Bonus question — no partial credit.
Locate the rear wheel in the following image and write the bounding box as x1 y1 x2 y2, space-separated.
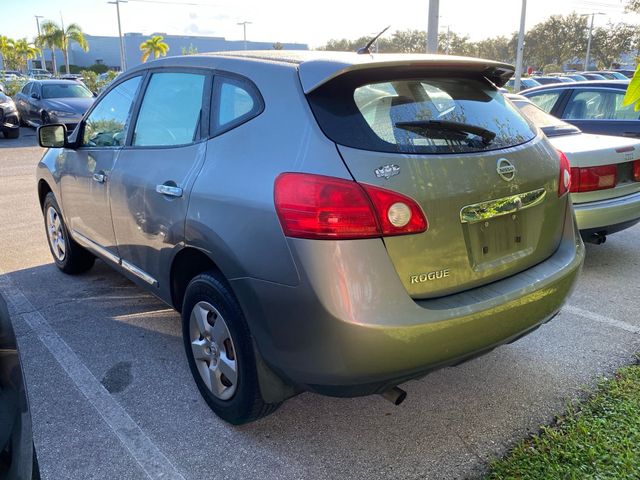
3 128 19 139
43 192 95 274
182 272 280 424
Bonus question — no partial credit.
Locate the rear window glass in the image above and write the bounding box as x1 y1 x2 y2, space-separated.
309 76 536 154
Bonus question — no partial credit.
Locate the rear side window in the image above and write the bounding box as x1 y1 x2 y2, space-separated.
21 83 32 95
562 89 640 121
211 75 263 135
309 75 536 154
527 91 561 113
133 72 206 147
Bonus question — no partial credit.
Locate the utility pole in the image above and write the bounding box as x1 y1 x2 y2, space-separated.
582 12 604 70
513 0 527 92
108 0 128 72
427 0 439 54
237 21 252 50
34 15 44 70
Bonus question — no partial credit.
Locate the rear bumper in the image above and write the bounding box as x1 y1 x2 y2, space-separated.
574 190 640 233
232 205 584 397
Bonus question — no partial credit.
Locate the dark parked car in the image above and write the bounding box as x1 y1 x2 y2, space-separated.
0 91 20 138
563 73 588 82
613 69 635 79
582 71 628 80
579 72 607 81
0 294 39 478
521 80 640 138
14 80 95 132
530 75 565 85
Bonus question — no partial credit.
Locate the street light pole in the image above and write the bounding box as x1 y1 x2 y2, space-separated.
582 13 604 70
513 0 527 93
237 21 252 50
108 0 128 72
34 15 44 70
427 0 439 53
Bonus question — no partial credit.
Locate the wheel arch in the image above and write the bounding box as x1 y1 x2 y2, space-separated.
37 179 53 209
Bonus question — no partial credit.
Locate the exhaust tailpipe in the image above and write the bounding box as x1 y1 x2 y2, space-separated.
380 386 407 406
585 233 606 245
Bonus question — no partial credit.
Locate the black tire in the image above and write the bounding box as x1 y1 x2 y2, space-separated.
3 128 19 139
42 192 95 274
182 271 280 424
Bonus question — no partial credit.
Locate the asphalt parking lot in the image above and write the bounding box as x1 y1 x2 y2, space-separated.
1 128 639 480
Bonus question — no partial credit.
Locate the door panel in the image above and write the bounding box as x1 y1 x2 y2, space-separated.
109 71 209 293
59 76 142 255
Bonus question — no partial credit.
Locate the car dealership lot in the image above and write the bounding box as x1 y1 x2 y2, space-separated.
1 129 639 480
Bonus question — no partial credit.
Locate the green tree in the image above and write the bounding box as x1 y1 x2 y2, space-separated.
590 22 636 69
181 43 198 55
140 35 169 63
524 13 588 68
474 36 513 63
13 39 40 71
0 36 15 70
389 30 426 53
272 42 283 50
37 21 64 74
438 31 474 56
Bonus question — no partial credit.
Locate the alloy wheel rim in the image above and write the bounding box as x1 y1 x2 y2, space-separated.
46 206 66 262
189 301 238 400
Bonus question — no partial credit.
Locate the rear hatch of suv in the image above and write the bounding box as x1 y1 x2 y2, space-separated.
304 59 569 299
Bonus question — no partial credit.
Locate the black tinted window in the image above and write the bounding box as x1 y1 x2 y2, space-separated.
309 75 536 154
21 83 32 95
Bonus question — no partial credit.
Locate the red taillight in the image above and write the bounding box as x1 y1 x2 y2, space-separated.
633 160 640 182
570 165 617 193
274 173 428 239
558 151 571 197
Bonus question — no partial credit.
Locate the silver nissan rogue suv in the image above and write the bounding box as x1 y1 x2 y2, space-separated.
36 51 584 424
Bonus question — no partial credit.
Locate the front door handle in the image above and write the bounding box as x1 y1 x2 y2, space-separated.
92 172 106 183
156 183 183 198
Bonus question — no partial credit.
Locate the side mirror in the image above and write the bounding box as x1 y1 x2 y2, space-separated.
31 92 40 100
38 124 67 148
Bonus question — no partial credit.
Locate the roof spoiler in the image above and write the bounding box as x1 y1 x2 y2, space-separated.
299 55 515 93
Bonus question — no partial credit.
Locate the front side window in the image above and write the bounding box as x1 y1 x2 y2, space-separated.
562 90 640 121
21 83 32 95
527 91 561 113
313 76 536 154
82 76 142 147
212 75 263 135
42 83 93 99
132 72 205 147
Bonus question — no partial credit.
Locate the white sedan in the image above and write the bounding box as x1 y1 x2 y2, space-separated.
510 94 640 244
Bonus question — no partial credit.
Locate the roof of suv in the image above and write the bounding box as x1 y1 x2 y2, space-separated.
521 79 629 94
132 50 516 92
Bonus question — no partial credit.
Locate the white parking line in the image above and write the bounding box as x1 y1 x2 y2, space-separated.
564 304 640 335
0 271 185 480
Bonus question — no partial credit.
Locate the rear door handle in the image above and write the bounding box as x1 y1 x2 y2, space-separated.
156 184 183 198
92 172 106 183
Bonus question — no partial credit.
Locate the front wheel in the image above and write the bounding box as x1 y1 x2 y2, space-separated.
43 192 95 274
182 272 280 424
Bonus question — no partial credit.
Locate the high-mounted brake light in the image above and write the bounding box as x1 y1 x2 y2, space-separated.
274 173 428 240
557 151 571 197
570 165 617 193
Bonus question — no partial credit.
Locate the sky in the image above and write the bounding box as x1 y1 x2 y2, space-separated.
1 0 638 48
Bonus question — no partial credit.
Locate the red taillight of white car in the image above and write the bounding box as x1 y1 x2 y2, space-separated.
570 165 617 193
633 160 640 182
557 151 572 197
274 173 428 239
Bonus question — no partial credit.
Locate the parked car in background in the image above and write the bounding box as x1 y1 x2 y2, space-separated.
0 293 40 479
27 69 52 79
579 72 607 81
505 77 541 91
563 73 588 82
36 51 584 424
612 69 635 78
582 71 628 80
521 80 639 138
14 79 95 132
0 91 20 138
59 74 84 82
510 94 640 243
530 75 565 85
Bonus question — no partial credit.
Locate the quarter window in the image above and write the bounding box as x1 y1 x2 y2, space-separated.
527 91 561 113
562 90 640 120
82 76 142 147
21 83 32 95
212 76 263 135
133 72 205 147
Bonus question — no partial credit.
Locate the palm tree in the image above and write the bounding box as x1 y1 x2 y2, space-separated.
37 21 89 75
0 36 15 71
37 21 63 74
13 39 41 72
140 35 169 63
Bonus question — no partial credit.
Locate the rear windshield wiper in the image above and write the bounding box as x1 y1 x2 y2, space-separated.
394 120 497 146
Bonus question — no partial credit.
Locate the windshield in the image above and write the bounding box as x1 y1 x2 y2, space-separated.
42 83 92 99
513 100 580 136
309 75 536 155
